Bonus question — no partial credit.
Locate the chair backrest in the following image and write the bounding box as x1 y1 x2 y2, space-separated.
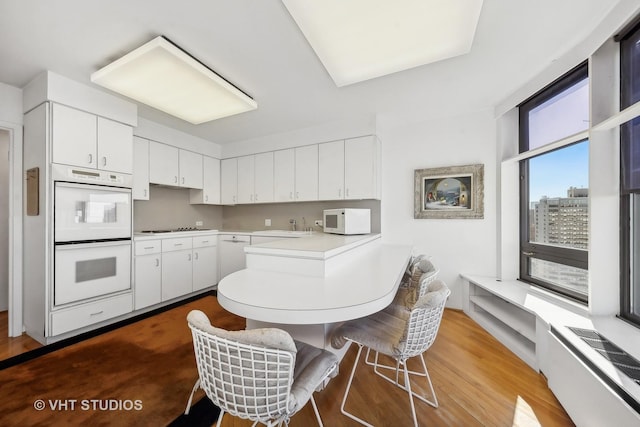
400 280 450 360
187 310 297 424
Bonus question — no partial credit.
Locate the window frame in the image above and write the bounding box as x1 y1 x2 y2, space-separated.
619 18 640 327
518 61 590 303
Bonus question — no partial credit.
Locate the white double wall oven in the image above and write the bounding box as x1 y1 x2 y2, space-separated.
52 165 132 307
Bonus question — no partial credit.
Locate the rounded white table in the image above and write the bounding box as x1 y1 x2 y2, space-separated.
217 239 412 356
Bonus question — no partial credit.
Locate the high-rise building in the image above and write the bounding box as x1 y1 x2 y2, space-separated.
531 187 589 249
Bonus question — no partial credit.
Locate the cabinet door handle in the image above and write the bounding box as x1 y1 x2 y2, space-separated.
255 194 258 201
174 176 178 183
182 177 185 184
174 243 183 247
290 191 293 200
144 246 155 250
296 191 299 199
188 254 192 261
195 252 199 260
155 258 160 267
90 310 104 317
205 195 208 202
102 157 107 166
201 240 209 244
88 154 93 164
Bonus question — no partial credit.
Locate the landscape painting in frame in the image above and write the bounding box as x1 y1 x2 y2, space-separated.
414 164 484 219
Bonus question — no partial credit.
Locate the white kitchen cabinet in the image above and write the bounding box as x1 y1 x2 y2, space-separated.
133 136 150 200
179 149 203 189
237 155 255 204
51 103 133 173
221 158 238 204
51 103 97 168
219 234 251 279
318 140 345 200
294 145 318 201
237 152 274 204
134 240 162 310
254 152 274 203
193 235 218 291
149 141 203 189
274 149 295 202
161 237 193 301
97 116 133 173
149 141 179 186
190 155 221 204
345 135 380 199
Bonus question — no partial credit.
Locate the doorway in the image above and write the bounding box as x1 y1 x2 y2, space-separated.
0 129 8 314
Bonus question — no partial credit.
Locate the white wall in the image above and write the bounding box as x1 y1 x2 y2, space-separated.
378 109 497 309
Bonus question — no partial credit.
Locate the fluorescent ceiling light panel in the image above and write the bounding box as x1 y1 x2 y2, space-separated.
91 36 257 124
282 0 483 87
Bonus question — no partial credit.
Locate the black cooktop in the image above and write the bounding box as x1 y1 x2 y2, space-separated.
139 227 211 234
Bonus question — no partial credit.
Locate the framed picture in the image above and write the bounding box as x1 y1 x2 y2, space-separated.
414 164 484 219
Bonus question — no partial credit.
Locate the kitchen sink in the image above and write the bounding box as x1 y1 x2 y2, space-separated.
255 230 311 235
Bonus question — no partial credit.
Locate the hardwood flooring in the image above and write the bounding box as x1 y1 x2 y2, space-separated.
0 311 42 361
0 296 574 426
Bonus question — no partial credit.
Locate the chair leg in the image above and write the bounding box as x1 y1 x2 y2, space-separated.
184 378 201 415
309 395 324 427
402 361 419 427
216 410 225 427
340 343 374 427
368 353 439 409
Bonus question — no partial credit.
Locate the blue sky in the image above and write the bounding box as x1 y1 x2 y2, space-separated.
529 140 589 202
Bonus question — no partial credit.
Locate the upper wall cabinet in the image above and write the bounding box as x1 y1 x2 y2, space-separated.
274 149 295 202
318 140 345 200
237 152 275 204
345 135 380 200
133 136 150 200
317 136 381 201
294 145 318 201
221 158 238 204
51 103 133 174
149 141 203 189
190 156 221 205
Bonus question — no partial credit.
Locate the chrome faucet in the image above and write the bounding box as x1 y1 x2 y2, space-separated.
289 218 296 231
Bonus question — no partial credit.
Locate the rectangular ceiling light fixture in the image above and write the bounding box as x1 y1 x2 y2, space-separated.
91 36 257 124
282 0 483 87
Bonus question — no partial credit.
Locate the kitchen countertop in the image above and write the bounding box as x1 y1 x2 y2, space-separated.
246 233 380 260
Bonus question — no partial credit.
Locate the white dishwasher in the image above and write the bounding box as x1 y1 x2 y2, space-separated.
219 234 251 280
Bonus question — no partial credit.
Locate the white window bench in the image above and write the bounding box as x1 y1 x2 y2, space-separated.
461 273 640 426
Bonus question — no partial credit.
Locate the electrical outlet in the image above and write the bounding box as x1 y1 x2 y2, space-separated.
195 220 203 226
265 219 271 226
314 220 323 227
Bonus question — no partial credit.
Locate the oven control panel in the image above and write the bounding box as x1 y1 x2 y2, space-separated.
51 163 132 188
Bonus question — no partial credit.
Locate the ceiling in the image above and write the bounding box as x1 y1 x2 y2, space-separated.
0 0 627 145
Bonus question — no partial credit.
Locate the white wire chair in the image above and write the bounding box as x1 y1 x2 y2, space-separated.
186 310 339 427
331 280 450 427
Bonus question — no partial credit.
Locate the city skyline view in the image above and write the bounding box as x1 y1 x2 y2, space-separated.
529 139 589 203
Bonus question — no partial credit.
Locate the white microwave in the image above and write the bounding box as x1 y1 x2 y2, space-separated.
323 208 371 235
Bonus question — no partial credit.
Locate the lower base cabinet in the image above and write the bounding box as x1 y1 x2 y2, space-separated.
162 249 193 301
134 233 218 308
134 254 161 310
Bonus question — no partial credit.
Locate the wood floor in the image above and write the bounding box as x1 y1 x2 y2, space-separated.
0 311 42 361
0 296 574 426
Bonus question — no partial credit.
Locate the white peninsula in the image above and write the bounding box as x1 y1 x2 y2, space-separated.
217 233 412 356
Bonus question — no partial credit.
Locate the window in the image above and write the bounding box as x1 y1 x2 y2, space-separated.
620 19 640 326
519 63 589 303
